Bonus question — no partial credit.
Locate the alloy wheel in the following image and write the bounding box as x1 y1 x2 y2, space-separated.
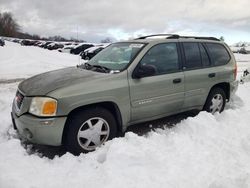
209 94 223 114
77 117 110 151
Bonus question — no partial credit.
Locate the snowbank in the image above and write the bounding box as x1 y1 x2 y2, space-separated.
234 53 250 75
0 83 250 188
0 42 250 188
0 41 79 80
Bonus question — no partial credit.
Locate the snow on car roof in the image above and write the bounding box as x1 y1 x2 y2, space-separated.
98 43 111 47
83 46 104 53
74 42 95 49
47 42 55 47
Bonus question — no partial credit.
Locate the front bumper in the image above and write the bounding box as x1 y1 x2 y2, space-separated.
11 112 67 146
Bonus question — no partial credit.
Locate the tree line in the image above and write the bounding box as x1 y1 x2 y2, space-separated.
0 12 20 37
0 11 114 43
0 11 85 42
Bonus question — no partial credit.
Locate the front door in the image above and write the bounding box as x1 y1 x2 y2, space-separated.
128 43 185 122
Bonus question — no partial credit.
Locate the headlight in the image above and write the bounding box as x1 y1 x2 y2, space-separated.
29 97 57 117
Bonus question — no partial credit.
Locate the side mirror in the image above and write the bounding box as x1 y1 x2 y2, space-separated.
133 64 157 79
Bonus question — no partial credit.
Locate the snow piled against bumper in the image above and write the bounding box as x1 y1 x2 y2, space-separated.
0 83 250 188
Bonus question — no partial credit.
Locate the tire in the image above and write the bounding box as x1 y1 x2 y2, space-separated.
64 107 117 155
203 87 226 114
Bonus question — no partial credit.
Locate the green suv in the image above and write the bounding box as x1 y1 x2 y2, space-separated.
11 34 238 154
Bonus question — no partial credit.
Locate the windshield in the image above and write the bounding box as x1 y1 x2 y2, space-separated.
85 42 145 72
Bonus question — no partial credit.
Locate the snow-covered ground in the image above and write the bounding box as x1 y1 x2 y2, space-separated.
235 53 250 75
0 41 250 188
0 41 79 80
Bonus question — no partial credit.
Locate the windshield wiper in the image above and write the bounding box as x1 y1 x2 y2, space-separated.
76 62 93 70
92 65 111 73
77 63 111 73
84 62 92 70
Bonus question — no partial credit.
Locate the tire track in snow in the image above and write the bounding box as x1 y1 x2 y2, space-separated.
0 78 25 84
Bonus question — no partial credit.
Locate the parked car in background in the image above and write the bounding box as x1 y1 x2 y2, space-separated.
43 42 53 49
21 39 36 46
80 46 105 60
62 42 74 46
11 34 238 155
33 41 42 46
70 43 94 55
239 47 250 54
230 46 240 53
47 42 64 50
37 41 45 47
13 39 21 43
230 45 250 54
58 44 77 53
0 38 5 46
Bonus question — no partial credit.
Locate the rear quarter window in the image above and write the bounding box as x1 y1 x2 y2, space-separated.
206 43 230 66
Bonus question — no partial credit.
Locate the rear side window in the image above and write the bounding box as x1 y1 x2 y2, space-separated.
183 43 202 69
206 43 230 66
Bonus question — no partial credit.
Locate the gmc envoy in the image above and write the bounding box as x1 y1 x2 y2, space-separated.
11 34 238 154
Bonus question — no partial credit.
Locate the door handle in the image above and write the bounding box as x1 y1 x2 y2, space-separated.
173 78 182 84
208 73 216 78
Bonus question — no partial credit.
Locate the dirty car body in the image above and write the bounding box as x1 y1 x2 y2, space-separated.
11 34 238 154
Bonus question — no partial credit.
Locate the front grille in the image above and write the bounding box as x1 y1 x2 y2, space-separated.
15 90 24 110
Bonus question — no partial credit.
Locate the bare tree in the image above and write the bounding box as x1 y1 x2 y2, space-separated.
0 12 20 37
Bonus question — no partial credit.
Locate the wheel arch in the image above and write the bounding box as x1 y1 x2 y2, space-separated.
203 82 229 112
61 101 123 145
209 82 230 101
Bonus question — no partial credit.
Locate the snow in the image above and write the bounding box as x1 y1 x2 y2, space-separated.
73 42 96 49
234 53 250 75
0 42 250 188
59 45 76 53
84 46 103 53
230 46 241 53
0 41 79 80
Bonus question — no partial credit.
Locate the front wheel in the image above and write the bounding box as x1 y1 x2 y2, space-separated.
64 107 117 155
203 87 226 114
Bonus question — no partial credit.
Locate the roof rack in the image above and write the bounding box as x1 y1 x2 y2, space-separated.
177 36 220 41
135 34 179 40
134 34 220 41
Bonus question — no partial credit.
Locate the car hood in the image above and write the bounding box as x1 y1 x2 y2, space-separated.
18 67 107 96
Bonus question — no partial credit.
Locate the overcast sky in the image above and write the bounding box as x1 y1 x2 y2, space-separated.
0 0 250 44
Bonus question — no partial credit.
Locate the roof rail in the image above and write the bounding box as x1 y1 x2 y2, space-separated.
134 34 220 41
177 36 220 41
134 34 180 40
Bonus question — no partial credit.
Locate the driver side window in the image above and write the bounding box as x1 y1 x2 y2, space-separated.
140 43 179 75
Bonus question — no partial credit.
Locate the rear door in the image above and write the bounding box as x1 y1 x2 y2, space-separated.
205 43 232 82
128 43 185 122
182 42 216 109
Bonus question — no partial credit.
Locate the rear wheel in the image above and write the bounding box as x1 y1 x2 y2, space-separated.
203 87 226 114
65 107 117 155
